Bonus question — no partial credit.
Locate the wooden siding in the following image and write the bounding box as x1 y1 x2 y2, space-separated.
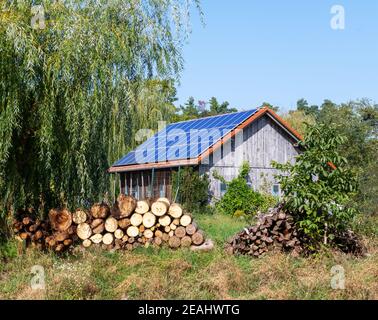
200 114 300 199
120 168 174 201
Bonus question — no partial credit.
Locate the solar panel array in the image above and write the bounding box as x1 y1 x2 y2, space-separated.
112 109 257 167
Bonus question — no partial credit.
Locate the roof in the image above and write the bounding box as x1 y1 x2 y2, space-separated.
108 107 303 173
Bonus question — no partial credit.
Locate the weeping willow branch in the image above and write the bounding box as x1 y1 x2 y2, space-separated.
0 0 199 218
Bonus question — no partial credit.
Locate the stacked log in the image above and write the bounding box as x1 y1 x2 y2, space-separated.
74 196 206 250
13 209 77 252
13 216 49 250
12 196 206 252
226 208 303 257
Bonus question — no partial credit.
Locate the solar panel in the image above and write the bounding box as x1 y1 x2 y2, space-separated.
112 109 257 167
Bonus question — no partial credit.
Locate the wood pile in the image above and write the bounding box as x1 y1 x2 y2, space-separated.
12 196 206 253
76 196 205 250
226 208 303 257
13 209 79 252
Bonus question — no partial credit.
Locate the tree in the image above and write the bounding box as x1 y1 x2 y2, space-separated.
260 102 279 112
282 110 316 136
296 98 319 117
178 97 201 120
209 97 237 115
177 96 238 121
0 0 200 220
317 99 378 215
273 124 358 247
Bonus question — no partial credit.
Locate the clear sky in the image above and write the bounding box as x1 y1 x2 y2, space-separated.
176 0 378 112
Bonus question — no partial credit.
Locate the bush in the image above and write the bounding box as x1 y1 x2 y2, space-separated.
273 123 358 247
172 167 210 214
214 162 273 216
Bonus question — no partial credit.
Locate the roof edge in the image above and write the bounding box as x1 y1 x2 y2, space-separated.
108 106 303 173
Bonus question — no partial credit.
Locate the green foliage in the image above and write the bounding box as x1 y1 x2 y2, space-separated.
273 123 359 245
282 110 316 136
0 240 18 263
296 98 319 117
214 162 269 216
176 96 237 121
0 0 199 219
317 99 378 215
172 167 210 213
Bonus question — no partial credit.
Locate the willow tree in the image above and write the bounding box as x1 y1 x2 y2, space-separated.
0 0 200 220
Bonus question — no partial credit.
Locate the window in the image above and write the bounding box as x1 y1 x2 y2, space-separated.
159 183 165 197
231 135 235 152
220 182 227 197
272 184 280 197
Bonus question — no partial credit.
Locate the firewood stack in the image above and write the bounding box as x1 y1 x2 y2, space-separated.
13 216 51 250
75 196 205 251
226 207 303 257
13 196 206 253
13 209 78 252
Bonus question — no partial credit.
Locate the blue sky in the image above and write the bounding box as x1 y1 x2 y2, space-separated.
176 0 378 112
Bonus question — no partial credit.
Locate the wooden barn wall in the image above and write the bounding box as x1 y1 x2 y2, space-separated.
199 114 300 199
120 168 174 201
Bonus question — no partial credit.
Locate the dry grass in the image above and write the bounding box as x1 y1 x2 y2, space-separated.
0 214 377 300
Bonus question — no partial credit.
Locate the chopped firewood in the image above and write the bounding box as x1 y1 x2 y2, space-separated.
168 235 181 248
175 226 186 238
76 223 92 240
72 209 87 224
49 208 72 231
118 218 131 229
130 213 143 227
90 233 103 244
156 197 170 207
82 239 92 248
180 236 192 247
143 229 154 239
192 231 204 245
142 212 156 228
180 214 192 227
151 201 168 216
126 226 139 238
158 215 171 227
105 217 118 233
185 223 197 235
91 219 105 234
114 229 124 239
117 194 137 217
168 203 183 218
135 200 150 214
91 203 110 219
102 233 114 245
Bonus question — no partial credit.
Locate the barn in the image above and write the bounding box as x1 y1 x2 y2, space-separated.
108 107 302 201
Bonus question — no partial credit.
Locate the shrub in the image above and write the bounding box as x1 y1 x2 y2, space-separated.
172 167 210 213
214 162 270 216
273 123 358 247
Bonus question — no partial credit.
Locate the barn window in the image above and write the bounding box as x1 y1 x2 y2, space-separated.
220 182 227 196
272 184 280 196
231 135 235 152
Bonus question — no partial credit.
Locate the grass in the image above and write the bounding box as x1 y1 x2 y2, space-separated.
0 213 377 300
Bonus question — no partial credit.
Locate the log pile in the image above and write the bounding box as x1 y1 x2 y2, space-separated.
75 196 205 250
13 210 77 252
226 208 303 257
12 196 206 253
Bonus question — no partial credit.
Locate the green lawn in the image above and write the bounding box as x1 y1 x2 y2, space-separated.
0 214 377 300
